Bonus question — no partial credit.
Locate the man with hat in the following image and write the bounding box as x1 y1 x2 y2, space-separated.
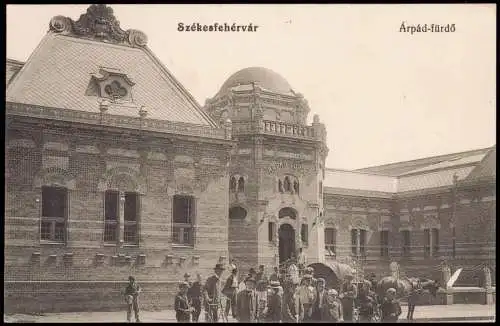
323 289 343 322
380 288 402 322
236 276 258 322
339 274 357 322
175 281 193 322
124 276 141 323
223 265 239 319
203 263 225 322
295 273 316 322
265 280 283 322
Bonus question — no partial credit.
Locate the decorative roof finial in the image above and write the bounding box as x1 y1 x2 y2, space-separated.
49 4 148 48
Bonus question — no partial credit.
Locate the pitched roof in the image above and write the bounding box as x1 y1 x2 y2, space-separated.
324 169 398 194
354 147 493 176
6 5 216 127
462 146 496 183
324 146 495 196
5 58 24 86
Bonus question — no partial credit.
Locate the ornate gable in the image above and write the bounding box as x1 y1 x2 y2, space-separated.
49 4 148 48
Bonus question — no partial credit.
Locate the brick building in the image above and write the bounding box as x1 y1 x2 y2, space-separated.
5 4 495 313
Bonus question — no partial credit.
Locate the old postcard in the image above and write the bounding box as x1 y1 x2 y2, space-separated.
5 4 495 323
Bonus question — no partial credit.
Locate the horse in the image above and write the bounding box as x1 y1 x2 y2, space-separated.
376 276 441 320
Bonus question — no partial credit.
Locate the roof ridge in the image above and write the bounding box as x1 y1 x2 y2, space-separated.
354 146 494 172
141 47 218 128
6 34 53 97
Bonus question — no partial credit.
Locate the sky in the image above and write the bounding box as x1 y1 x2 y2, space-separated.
6 4 496 170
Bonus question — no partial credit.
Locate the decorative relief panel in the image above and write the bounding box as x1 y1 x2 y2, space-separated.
107 148 140 158
174 155 195 164
7 139 36 149
43 141 69 152
265 160 314 176
106 161 140 172
421 214 440 229
148 151 167 161
76 145 100 154
42 156 69 170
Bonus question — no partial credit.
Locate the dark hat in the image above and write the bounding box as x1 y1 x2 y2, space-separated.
259 264 265 268
128 276 135 281
214 263 225 271
245 277 256 284
184 273 191 278
317 278 326 284
249 268 256 274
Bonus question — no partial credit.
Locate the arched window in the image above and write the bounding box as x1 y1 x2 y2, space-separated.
237 177 245 192
278 179 284 193
229 206 247 220
284 176 291 192
229 176 237 192
293 180 299 194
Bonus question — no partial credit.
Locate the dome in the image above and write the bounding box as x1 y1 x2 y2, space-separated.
219 67 294 95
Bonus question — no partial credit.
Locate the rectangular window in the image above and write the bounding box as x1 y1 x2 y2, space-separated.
41 186 68 243
124 192 139 245
104 190 119 243
325 227 337 256
173 195 196 246
424 229 431 258
301 224 308 245
432 228 439 257
380 230 389 257
268 222 276 242
401 230 411 257
360 229 367 257
351 229 358 255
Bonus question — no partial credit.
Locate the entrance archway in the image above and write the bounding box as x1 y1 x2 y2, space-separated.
279 223 296 264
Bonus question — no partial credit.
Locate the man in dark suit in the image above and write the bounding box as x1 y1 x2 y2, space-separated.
265 280 283 322
203 263 225 322
236 277 258 322
223 266 239 319
312 278 327 321
175 281 192 322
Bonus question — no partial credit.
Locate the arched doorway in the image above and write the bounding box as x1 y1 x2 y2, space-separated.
279 223 296 264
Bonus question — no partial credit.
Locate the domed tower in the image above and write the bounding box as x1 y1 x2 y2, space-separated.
205 67 329 271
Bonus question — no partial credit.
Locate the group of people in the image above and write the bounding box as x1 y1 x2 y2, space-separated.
123 260 402 323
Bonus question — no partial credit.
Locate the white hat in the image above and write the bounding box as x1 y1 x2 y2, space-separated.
328 289 338 296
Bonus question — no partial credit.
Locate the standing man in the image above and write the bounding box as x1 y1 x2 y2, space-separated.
296 273 317 322
223 266 239 319
124 276 141 323
339 274 357 322
269 266 280 283
282 280 298 322
265 281 283 322
236 277 258 323
203 263 225 322
189 273 203 322
312 278 327 321
175 281 192 322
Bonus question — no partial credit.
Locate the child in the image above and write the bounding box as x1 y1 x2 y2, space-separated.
380 288 402 322
175 281 192 322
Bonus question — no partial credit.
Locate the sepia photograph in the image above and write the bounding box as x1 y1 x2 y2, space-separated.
5 3 496 323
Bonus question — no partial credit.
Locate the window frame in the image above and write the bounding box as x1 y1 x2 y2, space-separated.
40 186 68 244
380 230 390 257
123 192 140 245
104 190 120 243
324 227 337 256
401 229 411 257
300 223 309 246
172 195 196 246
